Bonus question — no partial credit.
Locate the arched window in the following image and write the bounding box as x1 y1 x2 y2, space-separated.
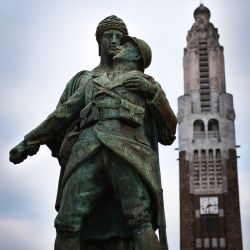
193 120 205 139
194 120 205 132
208 119 220 139
208 119 219 131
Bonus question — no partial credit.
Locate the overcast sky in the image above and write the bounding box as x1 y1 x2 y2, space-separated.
1 0 249 249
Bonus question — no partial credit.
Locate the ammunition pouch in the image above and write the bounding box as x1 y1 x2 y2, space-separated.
80 99 145 128
118 98 145 126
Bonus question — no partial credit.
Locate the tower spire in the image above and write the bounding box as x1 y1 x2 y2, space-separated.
178 4 243 250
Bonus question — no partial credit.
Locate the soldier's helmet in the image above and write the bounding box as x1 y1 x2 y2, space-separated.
120 36 152 72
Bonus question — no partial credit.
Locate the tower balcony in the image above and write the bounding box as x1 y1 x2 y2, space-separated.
193 131 221 141
193 131 206 140
208 131 221 140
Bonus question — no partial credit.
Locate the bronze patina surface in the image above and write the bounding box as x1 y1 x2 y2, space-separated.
9 16 177 250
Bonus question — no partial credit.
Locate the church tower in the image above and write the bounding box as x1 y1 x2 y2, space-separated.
178 5 243 249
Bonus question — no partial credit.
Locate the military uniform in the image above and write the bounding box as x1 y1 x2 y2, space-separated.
24 69 177 241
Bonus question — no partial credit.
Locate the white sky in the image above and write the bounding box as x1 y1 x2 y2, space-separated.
0 0 249 249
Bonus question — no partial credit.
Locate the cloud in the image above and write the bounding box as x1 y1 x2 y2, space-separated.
0 217 53 250
0 145 59 250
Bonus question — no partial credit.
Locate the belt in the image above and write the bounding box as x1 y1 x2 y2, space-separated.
79 107 120 129
80 99 145 129
98 108 120 120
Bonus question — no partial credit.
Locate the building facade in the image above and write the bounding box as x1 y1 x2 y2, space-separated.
178 5 242 250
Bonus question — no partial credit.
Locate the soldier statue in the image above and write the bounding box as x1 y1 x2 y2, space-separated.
9 15 177 250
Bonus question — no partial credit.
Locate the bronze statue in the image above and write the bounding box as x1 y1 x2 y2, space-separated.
9 16 177 250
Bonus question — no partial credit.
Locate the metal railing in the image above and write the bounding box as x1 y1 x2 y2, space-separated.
193 132 205 139
208 131 220 139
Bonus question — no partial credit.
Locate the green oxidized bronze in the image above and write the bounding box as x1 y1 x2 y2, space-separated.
9 15 177 250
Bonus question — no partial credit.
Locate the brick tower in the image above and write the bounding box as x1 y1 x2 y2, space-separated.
178 4 243 249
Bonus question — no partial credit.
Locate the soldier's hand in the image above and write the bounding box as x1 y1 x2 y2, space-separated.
158 128 176 145
123 76 157 98
26 144 40 156
9 141 40 164
9 141 28 164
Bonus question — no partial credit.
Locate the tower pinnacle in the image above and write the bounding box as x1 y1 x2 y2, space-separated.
194 4 211 21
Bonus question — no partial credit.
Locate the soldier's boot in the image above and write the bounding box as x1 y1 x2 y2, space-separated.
133 227 161 250
54 230 81 250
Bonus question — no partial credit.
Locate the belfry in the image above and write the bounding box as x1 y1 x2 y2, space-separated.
178 4 243 249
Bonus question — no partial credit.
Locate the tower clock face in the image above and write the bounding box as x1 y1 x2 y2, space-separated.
200 197 219 215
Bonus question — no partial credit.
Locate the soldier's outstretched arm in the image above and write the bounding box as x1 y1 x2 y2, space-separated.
9 141 40 164
9 81 87 165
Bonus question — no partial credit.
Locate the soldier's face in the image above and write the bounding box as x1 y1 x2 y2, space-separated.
99 29 123 57
114 41 140 63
